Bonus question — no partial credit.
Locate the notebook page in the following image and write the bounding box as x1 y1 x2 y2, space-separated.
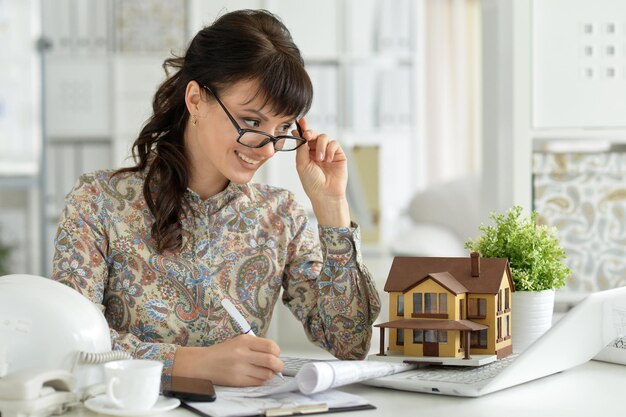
594 336 626 365
186 388 370 417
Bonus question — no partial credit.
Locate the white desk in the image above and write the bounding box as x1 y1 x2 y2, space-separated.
64 360 623 417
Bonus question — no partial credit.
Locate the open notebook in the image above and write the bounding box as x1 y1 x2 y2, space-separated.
180 361 413 417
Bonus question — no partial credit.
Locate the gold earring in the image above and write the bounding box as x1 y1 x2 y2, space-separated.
192 115 197 127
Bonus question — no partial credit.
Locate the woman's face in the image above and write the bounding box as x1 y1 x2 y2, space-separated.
185 79 297 194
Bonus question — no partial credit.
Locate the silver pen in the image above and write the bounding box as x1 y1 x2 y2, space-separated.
221 298 284 379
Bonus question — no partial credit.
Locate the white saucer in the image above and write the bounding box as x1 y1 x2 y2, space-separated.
84 395 180 416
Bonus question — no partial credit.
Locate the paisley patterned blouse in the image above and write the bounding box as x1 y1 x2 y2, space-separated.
51 170 380 381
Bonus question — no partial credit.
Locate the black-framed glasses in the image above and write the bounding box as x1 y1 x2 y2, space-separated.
200 84 306 152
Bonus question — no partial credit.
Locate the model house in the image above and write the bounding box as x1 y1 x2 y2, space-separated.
375 253 514 360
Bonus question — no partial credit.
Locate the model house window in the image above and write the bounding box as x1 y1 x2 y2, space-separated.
424 293 437 313
468 298 487 318
505 288 510 310
497 290 503 312
460 299 465 319
414 292 448 316
497 317 502 340
396 329 404 345
414 330 447 344
397 295 404 316
413 293 423 314
506 315 510 337
438 293 447 313
470 329 488 348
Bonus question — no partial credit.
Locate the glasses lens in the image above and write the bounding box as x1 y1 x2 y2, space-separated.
274 137 302 151
239 131 272 148
239 132 303 151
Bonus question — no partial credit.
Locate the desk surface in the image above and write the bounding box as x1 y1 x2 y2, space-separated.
66 360 623 417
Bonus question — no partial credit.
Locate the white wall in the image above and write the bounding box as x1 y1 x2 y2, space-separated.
481 0 533 215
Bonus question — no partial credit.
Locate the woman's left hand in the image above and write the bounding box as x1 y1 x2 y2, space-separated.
294 118 351 227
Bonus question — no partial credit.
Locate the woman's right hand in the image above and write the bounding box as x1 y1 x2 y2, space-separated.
172 335 284 387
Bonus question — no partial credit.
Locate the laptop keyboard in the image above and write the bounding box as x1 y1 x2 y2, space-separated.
401 355 517 384
282 355 517 385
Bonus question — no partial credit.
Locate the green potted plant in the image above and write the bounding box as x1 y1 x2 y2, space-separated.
465 205 570 352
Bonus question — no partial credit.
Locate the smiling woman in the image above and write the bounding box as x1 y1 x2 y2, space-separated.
50 9 380 388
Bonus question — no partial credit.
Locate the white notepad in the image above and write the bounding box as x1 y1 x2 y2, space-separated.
183 387 371 417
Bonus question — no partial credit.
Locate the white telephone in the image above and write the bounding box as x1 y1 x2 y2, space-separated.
0 275 130 417
0 368 77 417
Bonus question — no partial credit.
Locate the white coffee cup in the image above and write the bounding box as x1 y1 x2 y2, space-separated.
104 359 163 411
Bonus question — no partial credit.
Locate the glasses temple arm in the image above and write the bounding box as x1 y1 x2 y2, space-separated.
295 120 305 139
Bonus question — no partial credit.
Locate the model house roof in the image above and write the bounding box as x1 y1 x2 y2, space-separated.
376 319 488 331
405 272 470 294
384 255 514 295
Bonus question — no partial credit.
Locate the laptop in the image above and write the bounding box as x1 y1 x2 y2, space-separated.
359 286 626 397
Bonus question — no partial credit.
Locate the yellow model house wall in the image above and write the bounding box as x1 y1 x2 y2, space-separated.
387 271 513 358
389 278 467 357
465 292 493 354
495 272 513 354
466 272 512 355
388 291 403 353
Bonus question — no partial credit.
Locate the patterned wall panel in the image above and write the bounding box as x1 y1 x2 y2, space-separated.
115 0 187 53
533 152 626 293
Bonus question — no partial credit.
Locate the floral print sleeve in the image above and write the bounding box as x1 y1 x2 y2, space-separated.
51 173 176 381
281 199 381 360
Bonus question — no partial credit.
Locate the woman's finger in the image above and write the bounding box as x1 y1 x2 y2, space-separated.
297 117 308 133
314 134 330 161
324 140 342 162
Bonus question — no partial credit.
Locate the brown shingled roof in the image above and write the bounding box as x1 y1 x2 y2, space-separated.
384 256 513 295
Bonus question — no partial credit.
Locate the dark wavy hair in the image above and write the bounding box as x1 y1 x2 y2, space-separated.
115 9 313 254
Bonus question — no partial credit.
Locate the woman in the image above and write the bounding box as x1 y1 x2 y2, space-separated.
51 9 380 387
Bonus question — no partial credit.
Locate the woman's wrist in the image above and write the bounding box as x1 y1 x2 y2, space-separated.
172 346 206 379
311 197 351 227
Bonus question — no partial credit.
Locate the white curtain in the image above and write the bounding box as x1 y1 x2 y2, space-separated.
420 0 481 188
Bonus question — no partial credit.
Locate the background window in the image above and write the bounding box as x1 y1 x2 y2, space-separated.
438 330 448 344
413 330 423 343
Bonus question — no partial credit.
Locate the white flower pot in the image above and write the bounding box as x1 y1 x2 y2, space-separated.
511 289 555 353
